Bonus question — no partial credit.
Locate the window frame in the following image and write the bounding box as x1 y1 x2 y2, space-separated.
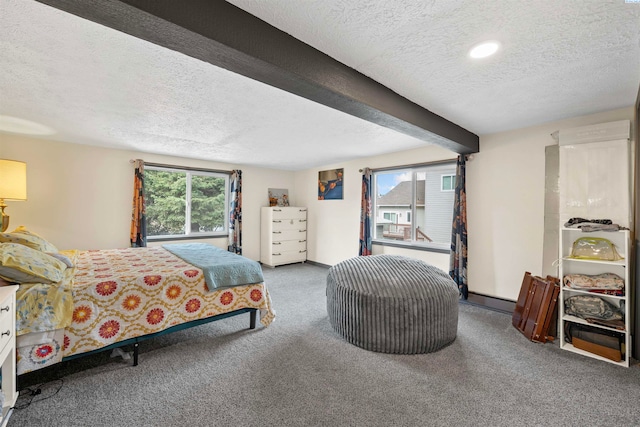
145 165 230 241
372 161 456 253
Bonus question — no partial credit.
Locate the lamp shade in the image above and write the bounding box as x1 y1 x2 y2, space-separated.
0 159 27 200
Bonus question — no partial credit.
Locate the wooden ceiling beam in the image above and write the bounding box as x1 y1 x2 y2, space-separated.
37 0 479 154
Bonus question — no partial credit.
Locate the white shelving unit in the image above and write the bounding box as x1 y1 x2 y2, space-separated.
559 228 631 367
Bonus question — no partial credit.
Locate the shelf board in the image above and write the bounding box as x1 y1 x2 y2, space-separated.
561 257 626 266
561 287 625 300
561 342 628 367
561 227 628 233
562 315 626 333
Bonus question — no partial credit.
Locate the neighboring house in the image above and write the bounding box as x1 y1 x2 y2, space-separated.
376 180 424 240
376 165 455 244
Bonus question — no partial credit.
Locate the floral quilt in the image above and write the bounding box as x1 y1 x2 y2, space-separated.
17 246 275 374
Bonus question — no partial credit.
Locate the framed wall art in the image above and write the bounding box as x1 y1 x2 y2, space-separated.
268 188 289 206
318 168 343 200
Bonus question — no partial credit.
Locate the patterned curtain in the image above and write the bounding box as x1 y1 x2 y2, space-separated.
359 168 372 256
130 159 147 247
449 155 468 299
228 170 242 255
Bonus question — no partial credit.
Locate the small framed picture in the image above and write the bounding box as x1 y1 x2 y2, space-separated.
318 168 343 200
268 188 289 206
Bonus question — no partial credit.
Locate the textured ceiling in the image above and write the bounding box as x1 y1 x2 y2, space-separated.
228 0 640 135
1 0 639 170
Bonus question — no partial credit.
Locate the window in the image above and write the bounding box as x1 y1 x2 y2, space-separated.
373 162 456 251
145 166 229 239
441 174 456 191
383 212 397 223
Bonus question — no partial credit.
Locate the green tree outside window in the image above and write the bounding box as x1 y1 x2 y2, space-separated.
145 168 228 237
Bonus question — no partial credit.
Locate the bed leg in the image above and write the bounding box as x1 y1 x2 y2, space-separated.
133 342 139 366
249 309 257 329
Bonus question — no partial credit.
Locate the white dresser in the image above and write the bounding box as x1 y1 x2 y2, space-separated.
0 285 18 427
261 207 307 267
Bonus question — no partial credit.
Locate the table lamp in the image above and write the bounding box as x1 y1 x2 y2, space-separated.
0 159 27 232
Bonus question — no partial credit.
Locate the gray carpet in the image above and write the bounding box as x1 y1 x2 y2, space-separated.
10 263 640 427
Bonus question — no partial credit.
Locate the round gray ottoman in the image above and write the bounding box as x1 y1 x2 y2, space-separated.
327 255 459 354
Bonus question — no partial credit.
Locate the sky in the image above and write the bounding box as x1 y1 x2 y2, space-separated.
375 171 411 195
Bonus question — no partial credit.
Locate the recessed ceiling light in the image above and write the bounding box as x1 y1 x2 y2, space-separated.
0 115 55 135
469 41 501 59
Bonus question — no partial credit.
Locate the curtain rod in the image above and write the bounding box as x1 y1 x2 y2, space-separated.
130 159 232 175
359 158 457 173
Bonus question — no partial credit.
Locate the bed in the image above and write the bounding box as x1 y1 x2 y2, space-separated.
0 234 275 375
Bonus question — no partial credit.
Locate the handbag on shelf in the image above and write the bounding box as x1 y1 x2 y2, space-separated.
562 273 624 290
569 237 623 261
564 294 623 321
564 321 624 362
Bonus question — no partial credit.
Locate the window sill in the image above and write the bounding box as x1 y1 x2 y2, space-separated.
372 240 450 254
148 234 227 242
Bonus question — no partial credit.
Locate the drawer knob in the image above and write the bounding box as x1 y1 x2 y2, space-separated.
299 240 306 243
273 231 282 234
273 253 281 256
299 219 307 222
0 306 9 312
1 330 9 337
272 242 281 245
299 250 307 253
273 220 282 223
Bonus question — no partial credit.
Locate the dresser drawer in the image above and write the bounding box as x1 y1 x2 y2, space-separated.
272 229 306 242
272 208 307 220
271 240 306 253
0 298 13 352
271 250 307 265
0 284 18 422
272 218 307 232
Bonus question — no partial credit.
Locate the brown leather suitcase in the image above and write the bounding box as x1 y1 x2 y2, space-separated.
512 272 533 331
512 272 560 343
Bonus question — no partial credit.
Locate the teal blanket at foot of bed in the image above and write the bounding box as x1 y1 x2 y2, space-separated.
163 243 264 291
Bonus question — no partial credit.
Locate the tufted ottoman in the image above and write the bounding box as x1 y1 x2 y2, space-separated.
327 255 459 354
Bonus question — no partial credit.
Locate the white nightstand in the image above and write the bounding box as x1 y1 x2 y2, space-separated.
0 285 18 427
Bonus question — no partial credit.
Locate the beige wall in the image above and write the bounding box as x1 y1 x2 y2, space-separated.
293 107 634 301
292 144 457 271
467 107 634 301
0 134 295 261
2 106 634 301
